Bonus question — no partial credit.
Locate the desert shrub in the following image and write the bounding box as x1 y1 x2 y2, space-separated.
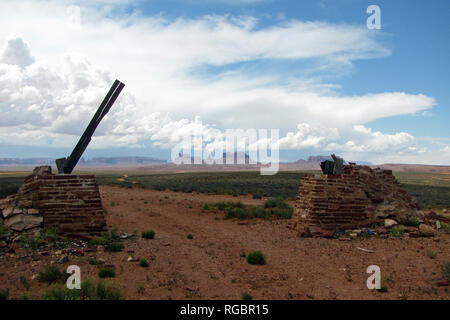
441 222 450 233
390 226 405 238
263 197 294 219
212 201 244 210
98 268 115 278
205 199 292 221
270 207 294 219
252 194 262 199
43 279 122 300
377 286 388 293
91 229 120 245
442 262 450 281
426 248 438 259
225 206 267 220
142 230 155 239
21 228 69 250
242 292 253 300
96 281 122 300
405 216 421 227
91 229 123 252
187 234 194 239
43 284 80 300
41 228 59 242
88 256 105 266
80 279 97 299
39 266 67 284
19 233 46 250
105 242 124 252
264 196 289 209
0 290 8 300
246 251 266 265
139 259 149 267
240 252 246 258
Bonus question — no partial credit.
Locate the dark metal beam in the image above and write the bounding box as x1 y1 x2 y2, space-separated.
56 80 125 174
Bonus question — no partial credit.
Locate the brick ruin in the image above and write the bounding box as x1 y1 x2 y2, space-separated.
292 164 420 237
0 166 107 237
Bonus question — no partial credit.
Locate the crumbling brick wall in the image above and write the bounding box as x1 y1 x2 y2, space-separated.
292 164 419 235
1 167 107 237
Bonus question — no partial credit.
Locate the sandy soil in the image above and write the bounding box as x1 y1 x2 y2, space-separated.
0 185 449 300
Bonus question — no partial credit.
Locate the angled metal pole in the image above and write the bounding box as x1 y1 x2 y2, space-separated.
56 80 125 174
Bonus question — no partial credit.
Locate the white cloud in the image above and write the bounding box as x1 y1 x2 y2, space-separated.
326 125 416 153
278 123 339 149
0 37 35 68
0 0 443 164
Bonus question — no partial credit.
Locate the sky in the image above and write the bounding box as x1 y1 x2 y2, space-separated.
0 0 449 164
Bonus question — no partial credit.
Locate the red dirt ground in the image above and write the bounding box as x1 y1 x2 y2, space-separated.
1 185 449 300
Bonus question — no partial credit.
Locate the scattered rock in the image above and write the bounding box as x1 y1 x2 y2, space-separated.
2 206 14 219
418 224 436 237
400 226 418 233
384 219 398 228
4 214 43 231
309 226 334 238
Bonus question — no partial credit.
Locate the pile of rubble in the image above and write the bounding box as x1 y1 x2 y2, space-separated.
292 163 446 238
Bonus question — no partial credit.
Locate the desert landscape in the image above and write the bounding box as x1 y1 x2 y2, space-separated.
0 164 449 300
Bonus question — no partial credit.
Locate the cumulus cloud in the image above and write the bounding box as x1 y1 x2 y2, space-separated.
325 125 415 153
278 123 339 149
0 37 35 68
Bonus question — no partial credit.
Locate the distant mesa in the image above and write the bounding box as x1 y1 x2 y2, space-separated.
81 157 167 165
174 152 254 165
0 156 167 166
